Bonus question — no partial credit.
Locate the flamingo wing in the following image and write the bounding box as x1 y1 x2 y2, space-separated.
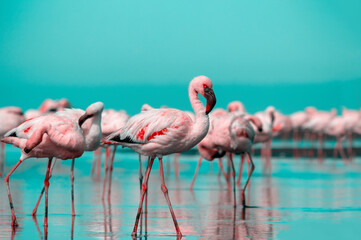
108 108 191 144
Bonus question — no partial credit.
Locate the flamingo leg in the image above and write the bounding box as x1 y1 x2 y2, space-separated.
241 152 255 207
293 129 298 158
4 159 23 226
107 145 117 201
237 154 245 186
347 133 353 161
132 157 154 237
138 154 144 235
96 147 102 179
218 158 231 191
0 142 5 177
190 156 202 190
228 153 237 208
91 149 97 176
175 153 180 177
158 158 182 236
70 158 75 216
102 147 110 200
317 134 323 162
145 157 150 235
44 157 53 227
336 139 348 164
32 158 57 216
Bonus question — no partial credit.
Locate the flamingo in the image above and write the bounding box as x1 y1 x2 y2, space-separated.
24 98 72 120
227 100 246 113
141 104 196 178
198 113 261 207
303 108 337 160
254 107 276 174
190 111 228 191
98 109 129 200
105 75 216 237
342 107 361 160
31 102 104 216
1 109 87 227
290 110 310 157
324 116 348 163
38 98 72 114
0 107 25 177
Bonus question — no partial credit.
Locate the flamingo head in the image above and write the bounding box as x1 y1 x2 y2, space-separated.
0 106 23 116
191 76 216 115
79 102 104 126
227 101 246 113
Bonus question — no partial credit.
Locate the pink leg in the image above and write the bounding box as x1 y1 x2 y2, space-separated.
32 158 57 216
336 139 348 164
96 148 102 179
241 152 255 207
190 156 202 190
4 159 23 226
0 142 5 177
293 130 299 158
132 157 155 237
158 158 182 236
266 140 272 175
70 158 75 216
309 133 315 158
145 157 150 235
91 147 101 176
71 215 75 240
107 146 117 201
347 133 353 161
237 154 245 186
138 154 144 235
102 147 110 200
317 134 323 162
227 153 237 208
174 153 180 177
44 157 53 226
218 158 231 191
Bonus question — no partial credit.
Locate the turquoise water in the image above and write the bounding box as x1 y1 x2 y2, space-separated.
1 146 361 239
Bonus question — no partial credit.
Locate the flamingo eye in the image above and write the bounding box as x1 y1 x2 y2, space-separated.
203 84 208 88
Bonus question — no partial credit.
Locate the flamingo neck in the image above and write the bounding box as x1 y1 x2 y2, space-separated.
188 86 209 145
82 114 102 151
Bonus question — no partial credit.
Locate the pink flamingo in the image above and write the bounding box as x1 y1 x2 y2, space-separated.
254 107 276 174
141 104 195 178
31 102 104 216
190 112 228 191
342 107 361 160
1 109 88 227
99 109 129 200
0 107 24 177
38 98 72 114
191 113 261 207
227 101 246 113
303 108 337 161
24 98 72 120
290 110 311 157
105 75 216 237
324 116 348 163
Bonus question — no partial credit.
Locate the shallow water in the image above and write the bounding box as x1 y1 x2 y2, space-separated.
1 147 361 239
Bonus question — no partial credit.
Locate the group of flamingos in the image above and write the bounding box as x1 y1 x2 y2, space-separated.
0 76 358 238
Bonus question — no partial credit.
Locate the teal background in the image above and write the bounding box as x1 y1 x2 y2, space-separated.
1 0 361 114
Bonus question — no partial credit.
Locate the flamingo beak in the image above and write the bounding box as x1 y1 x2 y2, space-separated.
78 113 93 127
204 87 216 115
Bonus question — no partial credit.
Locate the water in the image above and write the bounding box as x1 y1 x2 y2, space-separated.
1 147 361 239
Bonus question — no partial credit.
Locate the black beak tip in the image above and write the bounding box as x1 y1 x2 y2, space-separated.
24 147 31 154
258 127 263 132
